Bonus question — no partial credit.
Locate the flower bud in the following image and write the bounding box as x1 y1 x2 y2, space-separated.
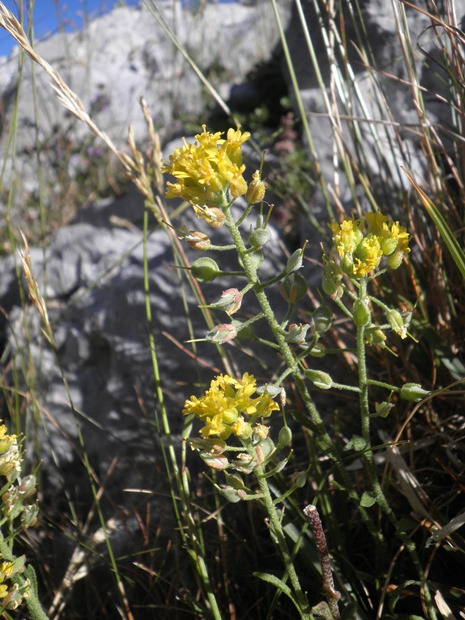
210 288 243 316
245 170 266 204
191 257 221 282
386 249 404 270
206 323 237 344
279 274 308 304
186 231 210 251
380 236 398 256
322 257 343 299
352 299 371 327
304 369 333 389
400 383 430 402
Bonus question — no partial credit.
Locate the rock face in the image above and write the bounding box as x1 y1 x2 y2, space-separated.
1 185 287 495
283 0 464 213
0 0 292 194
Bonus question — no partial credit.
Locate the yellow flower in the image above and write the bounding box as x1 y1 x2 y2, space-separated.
329 213 410 278
245 170 266 204
183 373 277 440
163 126 250 215
0 425 21 480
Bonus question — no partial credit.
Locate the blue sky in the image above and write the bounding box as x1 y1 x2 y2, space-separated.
0 0 141 56
0 0 237 56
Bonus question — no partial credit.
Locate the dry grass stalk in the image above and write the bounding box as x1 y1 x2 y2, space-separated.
0 2 150 198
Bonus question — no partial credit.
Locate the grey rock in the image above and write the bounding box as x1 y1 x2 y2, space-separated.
0 0 292 195
1 191 287 494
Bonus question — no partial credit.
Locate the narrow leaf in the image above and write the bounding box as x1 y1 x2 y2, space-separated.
403 168 465 280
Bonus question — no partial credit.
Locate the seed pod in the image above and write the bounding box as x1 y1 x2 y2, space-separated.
279 274 308 304
249 227 271 249
400 383 430 402
278 426 293 447
285 248 304 274
191 257 221 283
312 305 332 335
352 299 371 327
304 369 333 389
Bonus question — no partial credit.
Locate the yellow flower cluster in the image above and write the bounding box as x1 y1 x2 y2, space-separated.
183 373 279 440
163 126 250 209
0 558 29 610
0 424 21 481
329 213 410 278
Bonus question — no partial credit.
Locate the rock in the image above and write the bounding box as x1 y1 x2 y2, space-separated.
1 190 287 494
282 0 464 216
0 0 292 195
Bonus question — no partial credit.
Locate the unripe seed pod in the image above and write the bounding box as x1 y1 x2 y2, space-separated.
249 227 271 249
278 426 293 447
304 369 333 389
285 248 304 274
313 305 332 335
239 251 264 271
387 309 407 339
352 299 371 327
309 343 327 357
294 471 307 488
279 274 308 304
400 383 430 402
186 231 210 251
374 401 394 418
191 257 221 283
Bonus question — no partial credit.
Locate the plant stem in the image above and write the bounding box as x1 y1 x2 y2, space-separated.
223 208 383 558
355 279 437 620
253 455 313 619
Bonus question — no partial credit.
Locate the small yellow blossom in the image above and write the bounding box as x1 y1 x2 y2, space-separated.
245 170 266 204
183 373 279 440
163 126 250 217
329 213 410 278
0 425 21 481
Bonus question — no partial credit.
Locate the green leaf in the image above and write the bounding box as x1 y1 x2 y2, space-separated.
403 169 465 280
360 491 376 508
253 572 301 612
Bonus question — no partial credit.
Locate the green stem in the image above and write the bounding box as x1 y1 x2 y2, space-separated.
253 455 313 619
223 208 381 545
355 280 437 620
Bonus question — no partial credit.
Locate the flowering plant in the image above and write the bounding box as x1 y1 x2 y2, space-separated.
163 126 433 619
